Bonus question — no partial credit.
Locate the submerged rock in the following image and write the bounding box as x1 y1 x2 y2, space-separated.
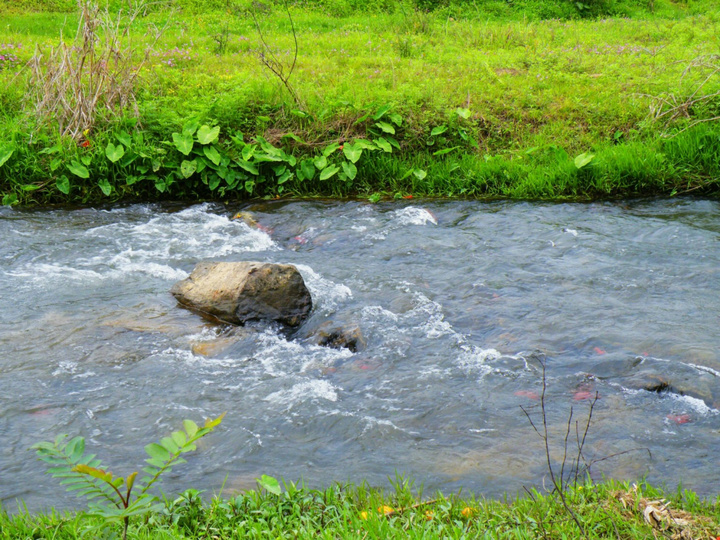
171 261 312 327
624 369 716 408
295 318 367 352
311 321 366 353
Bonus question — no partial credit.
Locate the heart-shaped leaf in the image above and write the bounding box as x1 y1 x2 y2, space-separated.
197 125 220 145
372 104 392 121
314 155 328 170
105 142 125 163
258 475 282 496
180 159 197 178
574 152 595 169
56 175 70 194
322 143 340 157
203 145 221 166
385 136 401 150
115 131 132 147
277 170 292 184
172 133 194 156
236 159 258 175
154 177 168 193
98 178 112 196
353 139 377 150
242 144 255 161
375 121 395 134
67 160 89 178
300 159 315 180
208 175 221 191
430 126 447 137
182 119 199 136
374 138 392 153
343 143 362 163
319 164 340 180
341 161 357 180
2 194 17 206
388 113 403 126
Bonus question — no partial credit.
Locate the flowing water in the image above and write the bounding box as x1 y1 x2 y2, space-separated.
1 198 719 511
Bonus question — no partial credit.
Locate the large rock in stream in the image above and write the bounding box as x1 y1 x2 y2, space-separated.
171 262 312 326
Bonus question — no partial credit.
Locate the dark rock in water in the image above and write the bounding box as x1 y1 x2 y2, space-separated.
625 372 673 394
296 319 366 352
171 261 312 327
624 368 715 408
312 321 366 352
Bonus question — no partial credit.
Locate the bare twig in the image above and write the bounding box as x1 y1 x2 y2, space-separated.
251 0 302 107
572 391 598 485
559 404 574 489
522 359 588 538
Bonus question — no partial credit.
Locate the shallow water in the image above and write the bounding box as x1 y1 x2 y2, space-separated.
1 198 719 511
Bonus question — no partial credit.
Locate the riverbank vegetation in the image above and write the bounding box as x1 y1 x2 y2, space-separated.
3 477 720 539
0 0 718 205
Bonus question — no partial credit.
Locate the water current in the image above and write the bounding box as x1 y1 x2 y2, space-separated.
1 198 719 511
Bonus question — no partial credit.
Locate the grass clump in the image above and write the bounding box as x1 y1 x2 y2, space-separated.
2 478 720 539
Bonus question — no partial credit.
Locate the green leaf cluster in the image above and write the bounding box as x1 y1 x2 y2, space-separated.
32 414 224 539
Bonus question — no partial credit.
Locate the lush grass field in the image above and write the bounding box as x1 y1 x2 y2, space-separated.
3 478 720 539
0 0 718 203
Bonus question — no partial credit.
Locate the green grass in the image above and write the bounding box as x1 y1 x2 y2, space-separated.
0 0 719 204
3 478 720 539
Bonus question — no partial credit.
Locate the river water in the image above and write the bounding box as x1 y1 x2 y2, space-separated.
1 198 719 511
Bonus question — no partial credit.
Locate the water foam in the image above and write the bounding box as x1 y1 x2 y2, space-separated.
264 379 339 407
410 292 454 338
85 204 277 261
666 393 719 416
394 207 438 226
106 253 189 281
8 264 105 282
456 346 503 376
294 264 352 313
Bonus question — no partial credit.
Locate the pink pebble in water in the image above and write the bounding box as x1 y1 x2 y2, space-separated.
29 408 55 416
667 414 691 424
514 390 540 400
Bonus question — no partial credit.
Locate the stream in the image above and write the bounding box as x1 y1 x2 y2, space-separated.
1 198 719 511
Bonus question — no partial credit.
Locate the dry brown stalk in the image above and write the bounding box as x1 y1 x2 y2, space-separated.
26 0 173 140
643 54 720 137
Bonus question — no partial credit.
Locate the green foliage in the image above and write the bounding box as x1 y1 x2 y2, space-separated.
32 414 224 540
4 478 720 539
1 0 719 204
3 0 76 12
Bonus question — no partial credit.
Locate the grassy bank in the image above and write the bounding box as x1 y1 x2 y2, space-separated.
3 478 720 539
0 0 719 205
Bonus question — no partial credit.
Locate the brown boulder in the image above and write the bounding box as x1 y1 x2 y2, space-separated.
171 262 312 326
